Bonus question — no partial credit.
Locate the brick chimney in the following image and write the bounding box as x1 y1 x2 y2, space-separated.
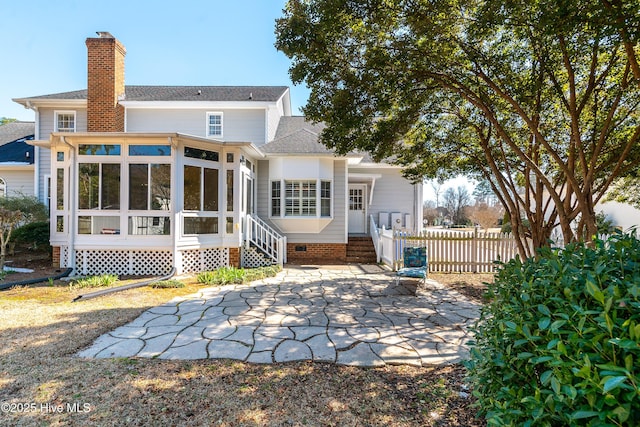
86 32 126 132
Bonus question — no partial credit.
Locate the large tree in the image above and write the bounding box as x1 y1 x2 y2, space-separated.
276 0 640 258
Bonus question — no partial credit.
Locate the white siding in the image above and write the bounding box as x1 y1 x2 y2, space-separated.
0 169 35 197
37 108 87 203
266 98 286 143
350 167 415 229
39 108 87 139
126 109 266 144
257 159 347 244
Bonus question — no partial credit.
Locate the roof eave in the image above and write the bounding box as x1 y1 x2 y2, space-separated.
12 98 87 109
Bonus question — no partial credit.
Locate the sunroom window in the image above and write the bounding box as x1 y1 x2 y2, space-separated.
78 163 120 210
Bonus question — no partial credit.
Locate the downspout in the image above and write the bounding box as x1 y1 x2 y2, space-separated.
61 136 76 273
169 136 180 274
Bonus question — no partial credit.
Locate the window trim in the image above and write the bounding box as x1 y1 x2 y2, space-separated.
206 112 224 138
54 110 76 133
270 179 333 219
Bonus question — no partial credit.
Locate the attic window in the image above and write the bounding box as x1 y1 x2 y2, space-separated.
206 112 223 138
55 111 76 132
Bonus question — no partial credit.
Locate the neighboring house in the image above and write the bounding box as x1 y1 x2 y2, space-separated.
13 32 422 276
0 121 35 198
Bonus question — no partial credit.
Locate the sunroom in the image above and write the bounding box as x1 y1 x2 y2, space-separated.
39 132 261 276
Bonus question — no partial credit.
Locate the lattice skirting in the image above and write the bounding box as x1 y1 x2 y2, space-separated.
62 247 233 276
242 247 274 268
180 248 229 273
73 250 173 276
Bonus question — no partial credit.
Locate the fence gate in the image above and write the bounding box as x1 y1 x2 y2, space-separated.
392 228 520 273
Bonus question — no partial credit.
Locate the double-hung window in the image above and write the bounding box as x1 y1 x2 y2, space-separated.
55 111 76 132
206 112 223 138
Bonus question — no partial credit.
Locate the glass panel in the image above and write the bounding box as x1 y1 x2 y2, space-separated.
284 180 316 216
78 216 120 235
56 152 64 162
101 164 120 210
56 216 64 233
183 165 201 210
129 164 148 210
246 178 253 214
78 163 99 209
151 164 171 210
78 144 121 155
128 216 170 235
226 170 234 212
57 114 75 132
208 114 222 136
183 217 218 234
203 168 219 211
56 168 64 210
271 181 281 216
321 181 331 217
185 146 219 162
129 145 171 156
226 153 234 163
226 217 234 234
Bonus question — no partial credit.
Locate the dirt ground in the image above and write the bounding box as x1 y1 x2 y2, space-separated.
0 251 490 426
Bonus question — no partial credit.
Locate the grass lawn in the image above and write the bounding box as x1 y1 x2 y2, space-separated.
0 272 490 426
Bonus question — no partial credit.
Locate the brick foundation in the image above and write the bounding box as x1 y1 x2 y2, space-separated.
229 247 240 267
286 243 347 264
52 246 60 267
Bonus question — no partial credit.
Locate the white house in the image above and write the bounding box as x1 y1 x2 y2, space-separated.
12 32 422 276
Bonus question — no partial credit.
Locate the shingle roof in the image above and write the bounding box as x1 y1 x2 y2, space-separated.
262 116 335 155
0 121 35 146
18 86 289 102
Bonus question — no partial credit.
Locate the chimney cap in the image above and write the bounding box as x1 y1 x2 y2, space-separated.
96 31 115 38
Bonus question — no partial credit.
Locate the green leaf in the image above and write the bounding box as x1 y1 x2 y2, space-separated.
540 370 553 385
538 317 551 330
602 376 627 393
571 410 600 420
537 304 551 316
550 320 567 333
585 279 605 305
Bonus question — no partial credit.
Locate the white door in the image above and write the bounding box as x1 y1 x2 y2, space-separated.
348 184 367 233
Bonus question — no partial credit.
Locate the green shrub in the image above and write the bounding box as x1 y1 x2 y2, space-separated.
70 274 119 289
197 265 282 286
12 221 51 251
466 233 640 426
150 279 185 289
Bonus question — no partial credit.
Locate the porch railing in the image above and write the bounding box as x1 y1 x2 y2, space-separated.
369 215 382 263
246 214 286 266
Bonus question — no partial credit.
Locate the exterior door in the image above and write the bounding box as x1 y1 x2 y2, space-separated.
348 184 367 234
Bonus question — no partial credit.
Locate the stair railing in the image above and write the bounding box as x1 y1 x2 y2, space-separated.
369 215 382 263
245 214 286 266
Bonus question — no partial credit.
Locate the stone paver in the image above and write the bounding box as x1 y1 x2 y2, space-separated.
76 265 480 367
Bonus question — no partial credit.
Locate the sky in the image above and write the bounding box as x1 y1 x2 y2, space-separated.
1 0 308 121
1 0 472 200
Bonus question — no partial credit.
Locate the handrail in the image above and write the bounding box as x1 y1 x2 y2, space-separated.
369 215 381 263
246 214 286 266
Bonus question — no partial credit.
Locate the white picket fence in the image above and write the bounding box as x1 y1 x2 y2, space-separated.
375 226 520 273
